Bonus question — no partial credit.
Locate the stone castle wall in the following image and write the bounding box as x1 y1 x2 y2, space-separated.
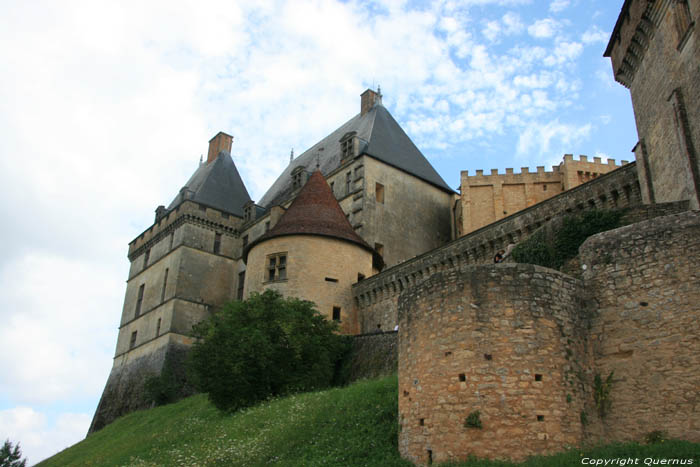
459 155 628 236
580 210 700 443
394 210 699 464
354 162 643 334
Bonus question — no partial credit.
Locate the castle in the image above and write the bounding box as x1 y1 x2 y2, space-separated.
90 0 699 464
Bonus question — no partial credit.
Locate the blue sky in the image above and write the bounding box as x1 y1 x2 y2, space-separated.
0 0 635 463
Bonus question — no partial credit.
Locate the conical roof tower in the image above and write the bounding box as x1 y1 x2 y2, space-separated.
244 170 375 259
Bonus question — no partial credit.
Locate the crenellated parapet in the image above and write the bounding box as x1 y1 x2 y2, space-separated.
355 162 643 333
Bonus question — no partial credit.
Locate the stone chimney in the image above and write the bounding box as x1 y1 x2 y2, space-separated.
207 132 233 164
361 88 382 115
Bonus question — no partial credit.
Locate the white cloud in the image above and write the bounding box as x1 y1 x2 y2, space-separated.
544 41 583 65
517 120 592 156
528 18 561 38
549 0 570 13
582 25 610 44
0 407 91 464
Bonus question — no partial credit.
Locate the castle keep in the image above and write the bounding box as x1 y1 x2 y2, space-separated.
91 1 699 463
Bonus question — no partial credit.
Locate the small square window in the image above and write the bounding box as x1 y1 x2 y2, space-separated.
535 374 542 382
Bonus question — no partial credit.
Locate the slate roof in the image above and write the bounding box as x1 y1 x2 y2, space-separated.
244 170 375 261
257 103 452 209
167 152 251 218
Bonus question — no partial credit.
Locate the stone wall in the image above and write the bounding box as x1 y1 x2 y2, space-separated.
398 264 592 464
607 0 700 209
354 162 642 334
459 155 627 236
580 210 700 443
89 334 193 434
394 210 700 463
347 331 398 382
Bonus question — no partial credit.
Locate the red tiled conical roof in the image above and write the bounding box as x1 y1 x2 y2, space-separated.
244 170 375 260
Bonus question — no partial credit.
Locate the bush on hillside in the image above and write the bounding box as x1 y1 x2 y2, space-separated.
512 209 624 269
188 290 350 412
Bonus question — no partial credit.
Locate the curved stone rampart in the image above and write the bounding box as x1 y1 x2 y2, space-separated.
580 210 700 443
398 264 592 464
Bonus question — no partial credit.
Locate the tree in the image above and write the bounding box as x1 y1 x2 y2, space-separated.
189 290 349 412
0 439 27 467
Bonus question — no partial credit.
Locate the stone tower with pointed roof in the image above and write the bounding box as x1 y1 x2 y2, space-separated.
244 170 378 334
89 133 252 433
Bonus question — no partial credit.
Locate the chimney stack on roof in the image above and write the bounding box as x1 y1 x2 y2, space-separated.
361 88 382 115
207 132 233 164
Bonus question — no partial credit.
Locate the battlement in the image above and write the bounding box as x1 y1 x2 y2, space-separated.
462 154 629 178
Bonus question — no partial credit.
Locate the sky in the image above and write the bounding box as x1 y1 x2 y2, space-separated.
0 0 637 463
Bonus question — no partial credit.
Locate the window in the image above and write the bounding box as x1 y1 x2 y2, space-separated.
330 181 335 194
213 233 222 254
135 284 145 318
265 221 270 232
346 172 352 195
357 273 365 282
169 231 174 250
292 167 305 190
161 269 169 303
341 138 353 159
376 183 385 204
130 331 137 349
332 306 341 321
242 235 248 249
542 184 547 191
267 253 287 281
237 271 246 300
156 318 161 337
143 249 150 269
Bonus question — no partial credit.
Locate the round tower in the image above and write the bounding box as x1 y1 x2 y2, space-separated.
243 170 376 334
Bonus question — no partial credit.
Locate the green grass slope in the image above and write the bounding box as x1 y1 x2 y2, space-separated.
40 376 699 466
40 376 408 467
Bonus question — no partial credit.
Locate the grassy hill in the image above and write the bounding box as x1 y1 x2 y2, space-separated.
40 376 699 466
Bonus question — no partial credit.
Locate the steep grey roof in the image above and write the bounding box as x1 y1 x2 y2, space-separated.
258 104 452 208
167 152 251 217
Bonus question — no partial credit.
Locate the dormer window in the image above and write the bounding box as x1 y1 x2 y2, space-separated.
339 131 356 161
243 201 256 222
291 166 305 190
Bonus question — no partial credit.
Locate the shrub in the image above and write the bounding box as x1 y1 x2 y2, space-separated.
189 290 348 412
464 411 483 429
512 210 625 269
594 371 615 418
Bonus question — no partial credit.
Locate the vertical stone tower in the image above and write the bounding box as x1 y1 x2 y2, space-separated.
243 170 377 334
89 133 251 433
605 0 699 209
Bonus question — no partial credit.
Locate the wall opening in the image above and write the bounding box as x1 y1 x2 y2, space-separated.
325 277 339 283
129 331 137 349
535 374 542 382
484 353 492 361
213 232 222 254
537 415 545 422
419 418 424 426
376 182 385 204
332 306 341 321
161 268 169 303
237 271 245 300
459 373 466 382
135 284 145 318
143 249 150 269
156 318 161 337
